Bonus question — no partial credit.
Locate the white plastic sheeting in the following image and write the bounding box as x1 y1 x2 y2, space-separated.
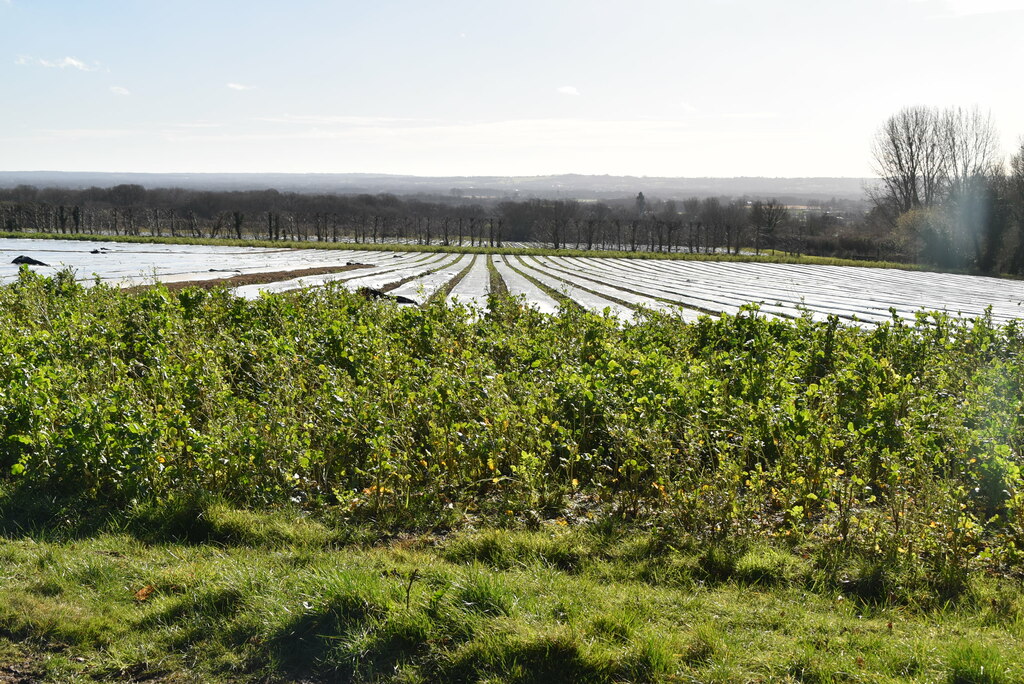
5 239 1024 325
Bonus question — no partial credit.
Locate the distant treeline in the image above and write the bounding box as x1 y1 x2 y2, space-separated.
0 183 892 260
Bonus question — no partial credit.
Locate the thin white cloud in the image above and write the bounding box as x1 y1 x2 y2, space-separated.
46 57 94 71
110 86 130 96
16 55 98 71
46 57 88 70
558 86 581 96
227 82 255 91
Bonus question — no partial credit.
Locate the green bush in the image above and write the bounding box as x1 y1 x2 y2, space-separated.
2 270 1024 589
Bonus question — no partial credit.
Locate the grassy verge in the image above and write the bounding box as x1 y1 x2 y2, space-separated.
0 230 919 270
2 500 1023 683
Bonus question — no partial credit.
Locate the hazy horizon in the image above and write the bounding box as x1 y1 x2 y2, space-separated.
0 171 877 203
2 0 1022 178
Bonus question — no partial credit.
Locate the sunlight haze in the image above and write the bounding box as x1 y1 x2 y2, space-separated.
2 0 1022 177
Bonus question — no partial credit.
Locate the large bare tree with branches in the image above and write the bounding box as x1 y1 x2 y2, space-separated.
872 106 1007 270
941 106 1001 200
872 106 947 213
872 105 1000 215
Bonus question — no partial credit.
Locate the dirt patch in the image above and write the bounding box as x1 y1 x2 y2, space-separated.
123 263 373 293
0 660 42 684
0 642 44 684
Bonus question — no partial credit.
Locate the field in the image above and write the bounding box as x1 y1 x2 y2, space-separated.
4 237 1024 325
1 242 1024 681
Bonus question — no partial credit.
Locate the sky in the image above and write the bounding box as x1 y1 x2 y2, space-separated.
1 0 1022 178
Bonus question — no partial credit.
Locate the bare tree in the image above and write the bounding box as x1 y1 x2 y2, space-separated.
681 198 701 253
872 106 999 218
1012 138 1024 191
699 198 725 253
941 106 1001 200
872 106 947 214
749 199 788 255
723 200 749 254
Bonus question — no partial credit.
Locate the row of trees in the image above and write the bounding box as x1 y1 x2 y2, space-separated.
496 196 792 254
0 184 864 258
872 106 1024 272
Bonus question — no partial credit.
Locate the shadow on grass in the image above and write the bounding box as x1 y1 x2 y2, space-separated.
0 487 357 550
0 487 117 540
263 589 432 682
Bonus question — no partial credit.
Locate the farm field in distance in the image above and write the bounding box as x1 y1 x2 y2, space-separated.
4 237 1024 325
1 236 1024 682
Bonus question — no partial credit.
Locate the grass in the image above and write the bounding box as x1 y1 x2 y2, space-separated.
486 254 508 296
1 506 1022 682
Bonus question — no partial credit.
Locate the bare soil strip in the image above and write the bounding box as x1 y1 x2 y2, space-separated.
122 263 373 292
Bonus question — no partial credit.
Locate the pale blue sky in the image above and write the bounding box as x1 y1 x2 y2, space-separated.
2 0 1022 177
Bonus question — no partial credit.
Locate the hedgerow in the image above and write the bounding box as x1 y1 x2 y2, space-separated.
2 267 1023 591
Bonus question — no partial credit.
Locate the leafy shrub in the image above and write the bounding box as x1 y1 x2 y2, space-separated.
1 271 1024 587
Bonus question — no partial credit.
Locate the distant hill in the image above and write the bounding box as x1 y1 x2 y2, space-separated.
0 171 875 202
